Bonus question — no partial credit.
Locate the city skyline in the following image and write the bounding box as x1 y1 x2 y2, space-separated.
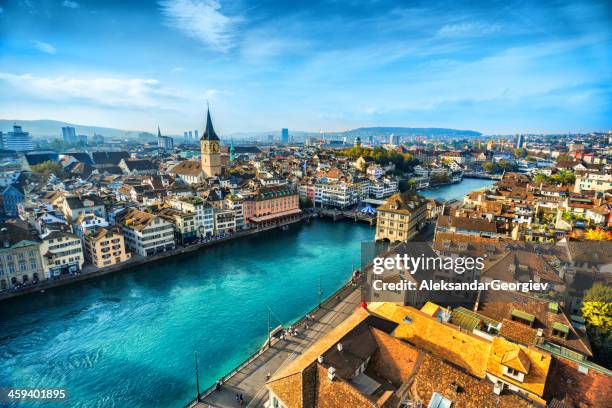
0 0 611 135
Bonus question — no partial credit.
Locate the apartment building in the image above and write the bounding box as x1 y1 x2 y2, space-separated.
60 194 107 222
0 221 44 290
39 231 84 277
115 208 175 257
375 192 427 242
243 185 300 226
157 207 197 244
167 195 214 238
574 170 612 193
83 227 131 268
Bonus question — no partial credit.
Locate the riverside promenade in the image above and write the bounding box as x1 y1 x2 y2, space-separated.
188 286 362 408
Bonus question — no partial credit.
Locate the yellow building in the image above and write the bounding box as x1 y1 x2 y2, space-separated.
375 192 427 242
83 227 130 268
200 108 222 177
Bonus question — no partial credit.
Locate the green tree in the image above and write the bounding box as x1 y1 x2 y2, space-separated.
533 173 548 183
582 283 612 366
482 161 496 173
30 160 66 178
513 148 527 158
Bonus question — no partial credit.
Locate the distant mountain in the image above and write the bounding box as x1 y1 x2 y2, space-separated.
0 119 146 138
332 127 482 138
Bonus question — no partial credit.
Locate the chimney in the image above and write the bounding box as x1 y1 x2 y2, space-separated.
337 342 343 352
317 356 324 364
327 367 336 381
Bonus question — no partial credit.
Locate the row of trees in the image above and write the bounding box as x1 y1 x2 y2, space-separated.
30 160 67 178
338 147 419 172
533 170 576 184
481 160 517 174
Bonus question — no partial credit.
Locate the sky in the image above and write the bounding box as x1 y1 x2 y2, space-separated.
0 0 611 135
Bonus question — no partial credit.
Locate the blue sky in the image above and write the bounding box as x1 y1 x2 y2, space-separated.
0 0 610 135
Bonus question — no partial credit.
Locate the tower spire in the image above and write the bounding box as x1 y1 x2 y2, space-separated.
157 125 161 138
201 105 219 141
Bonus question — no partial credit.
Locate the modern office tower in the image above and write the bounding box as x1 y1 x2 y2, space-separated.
188 131 193 140
3 125 34 151
281 128 289 144
368 135 374 145
389 133 400 145
184 131 189 140
62 126 77 142
194 130 199 139
516 134 525 148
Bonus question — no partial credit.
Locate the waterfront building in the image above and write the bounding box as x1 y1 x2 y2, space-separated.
200 108 222 177
59 194 107 222
2 125 34 151
213 208 236 235
242 185 301 227
83 227 130 268
39 231 84 277
375 192 427 242
167 196 214 237
314 182 360 208
62 126 77 142
158 207 197 244
366 164 384 179
368 177 398 199
225 195 245 230
115 208 176 256
0 221 44 289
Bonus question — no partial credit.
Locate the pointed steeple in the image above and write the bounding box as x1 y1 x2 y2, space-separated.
157 125 162 138
201 107 220 141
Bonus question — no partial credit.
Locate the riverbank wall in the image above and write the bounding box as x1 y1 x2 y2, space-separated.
0 215 310 302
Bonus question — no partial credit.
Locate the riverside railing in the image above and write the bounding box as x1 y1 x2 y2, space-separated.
186 277 358 407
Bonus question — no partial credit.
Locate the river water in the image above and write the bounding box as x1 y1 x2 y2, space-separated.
0 220 374 408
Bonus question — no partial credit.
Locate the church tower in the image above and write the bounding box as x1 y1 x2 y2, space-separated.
200 108 222 177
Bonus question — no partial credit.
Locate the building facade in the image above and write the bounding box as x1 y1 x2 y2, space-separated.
200 109 222 177
375 192 427 242
83 227 131 268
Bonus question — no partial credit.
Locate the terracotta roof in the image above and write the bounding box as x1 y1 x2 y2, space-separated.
377 192 427 215
437 215 499 233
170 160 203 177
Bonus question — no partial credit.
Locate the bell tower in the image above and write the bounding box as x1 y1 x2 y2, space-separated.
200 108 222 177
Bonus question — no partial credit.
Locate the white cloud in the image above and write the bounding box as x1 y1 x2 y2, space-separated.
0 72 199 109
159 0 239 52
62 0 79 8
170 67 184 73
31 40 56 55
437 22 500 37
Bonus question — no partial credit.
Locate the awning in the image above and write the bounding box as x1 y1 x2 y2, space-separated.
249 208 302 223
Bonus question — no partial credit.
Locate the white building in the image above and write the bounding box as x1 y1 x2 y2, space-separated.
2 125 34 151
574 170 612 193
167 196 215 237
115 209 176 257
39 231 84 277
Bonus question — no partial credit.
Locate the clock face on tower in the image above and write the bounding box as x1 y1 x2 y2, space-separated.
211 141 220 153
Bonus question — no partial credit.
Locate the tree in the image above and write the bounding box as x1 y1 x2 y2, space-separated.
582 283 612 366
513 148 527 158
30 160 66 178
533 173 548 183
482 161 496 173
584 228 612 241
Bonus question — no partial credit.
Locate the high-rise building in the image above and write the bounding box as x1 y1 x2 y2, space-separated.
62 126 76 142
157 127 174 150
515 134 525 149
200 108 222 177
188 131 193 140
281 128 289 144
194 130 199 139
184 131 189 140
3 125 34 151
389 133 400 145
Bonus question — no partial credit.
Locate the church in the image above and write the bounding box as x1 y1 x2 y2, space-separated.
200 108 222 178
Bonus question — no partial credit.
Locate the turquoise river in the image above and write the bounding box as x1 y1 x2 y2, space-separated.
0 220 374 408
0 179 494 408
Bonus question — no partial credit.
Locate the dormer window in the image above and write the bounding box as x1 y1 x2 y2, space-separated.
552 322 569 339
511 309 535 327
